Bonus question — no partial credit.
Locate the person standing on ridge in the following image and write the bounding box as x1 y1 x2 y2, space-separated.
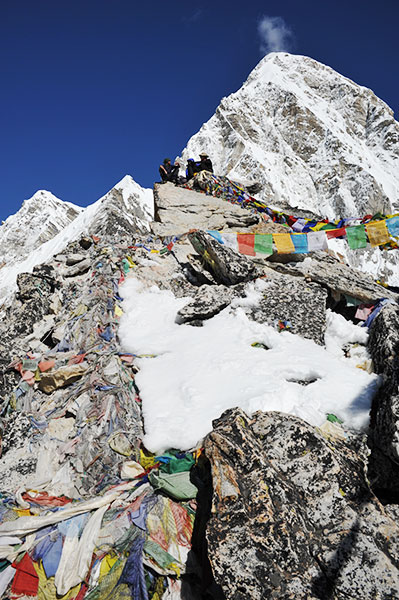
159 158 179 183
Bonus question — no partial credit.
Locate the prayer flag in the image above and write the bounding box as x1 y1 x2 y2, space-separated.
272 233 295 254
291 234 308 253
292 218 306 232
387 216 399 237
237 233 255 256
346 225 367 249
220 232 239 251
326 227 346 239
254 234 273 256
366 220 390 247
307 231 328 251
207 230 224 244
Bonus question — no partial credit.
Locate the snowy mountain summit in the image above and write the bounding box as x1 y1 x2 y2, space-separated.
181 52 399 220
0 190 82 268
0 176 153 302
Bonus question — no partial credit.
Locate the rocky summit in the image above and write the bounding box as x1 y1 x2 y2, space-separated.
1 53 399 600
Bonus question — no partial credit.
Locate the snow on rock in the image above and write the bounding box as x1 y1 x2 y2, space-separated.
119 277 379 453
0 176 153 303
0 190 82 267
179 52 399 220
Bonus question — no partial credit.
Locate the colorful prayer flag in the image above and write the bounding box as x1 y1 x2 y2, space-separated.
254 234 273 256
387 216 399 237
220 232 239 251
291 234 308 253
208 230 224 244
272 233 295 254
307 231 327 251
326 227 346 239
346 225 367 249
237 233 255 256
366 220 390 247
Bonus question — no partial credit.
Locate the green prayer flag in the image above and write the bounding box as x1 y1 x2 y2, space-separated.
254 233 273 255
346 225 367 249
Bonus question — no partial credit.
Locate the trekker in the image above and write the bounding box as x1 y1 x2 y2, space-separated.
159 158 179 183
197 152 213 174
186 152 213 181
186 158 199 180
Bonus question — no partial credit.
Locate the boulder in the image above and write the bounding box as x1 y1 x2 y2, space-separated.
243 271 328 344
64 258 91 277
367 303 399 500
269 252 399 304
176 284 239 324
204 408 399 599
152 182 260 236
188 230 259 285
66 253 87 266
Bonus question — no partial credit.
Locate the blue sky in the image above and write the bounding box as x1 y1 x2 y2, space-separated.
1 0 398 221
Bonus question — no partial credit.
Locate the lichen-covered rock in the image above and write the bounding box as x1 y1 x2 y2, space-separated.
176 284 240 324
270 251 398 304
188 230 259 285
243 271 328 344
204 408 399 599
367 303 399 499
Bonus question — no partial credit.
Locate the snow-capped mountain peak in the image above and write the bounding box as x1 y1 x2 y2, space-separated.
0 190 82 267
180 52 399 220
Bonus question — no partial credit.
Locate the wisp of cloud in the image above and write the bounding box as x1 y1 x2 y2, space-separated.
258 16 293 54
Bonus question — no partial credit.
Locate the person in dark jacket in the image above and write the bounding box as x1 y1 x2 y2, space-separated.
197 152 213 173
186 153 213 181
186 158 199 180
159 158 179 183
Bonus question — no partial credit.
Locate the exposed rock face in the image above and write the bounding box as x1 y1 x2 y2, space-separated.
0 175 153 304
188 230 259 285
180 53 399 220
152 182 261 236
204 408 399 599
367 304 399 499
243 271 328 345
0 190 82 267
269 251 398 304
176 284 239 325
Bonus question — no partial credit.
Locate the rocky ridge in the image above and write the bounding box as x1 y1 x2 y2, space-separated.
0 178 399 598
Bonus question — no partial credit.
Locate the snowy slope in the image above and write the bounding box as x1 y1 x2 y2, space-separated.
0 190 82 267
0 176 153 303
179 52 399 220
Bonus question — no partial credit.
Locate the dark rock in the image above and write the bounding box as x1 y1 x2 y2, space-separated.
243 272 328 344
176 285 238 324
204 408 399 599
64 258 91 277
188 230 259 285
269 252 399 304
16 269 56 301
79 236 93 250
367 303 399 500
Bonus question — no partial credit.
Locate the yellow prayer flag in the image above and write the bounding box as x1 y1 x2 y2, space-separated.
272 233 295 254
100 554 119 578
366 220 390 247
114 305 124 317
310 222 326 232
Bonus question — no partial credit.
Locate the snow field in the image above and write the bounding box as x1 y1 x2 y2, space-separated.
119 277 379 453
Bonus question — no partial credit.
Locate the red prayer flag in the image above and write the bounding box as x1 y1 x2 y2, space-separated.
326 228 346 239
11 553 39 597
237 233 255 256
